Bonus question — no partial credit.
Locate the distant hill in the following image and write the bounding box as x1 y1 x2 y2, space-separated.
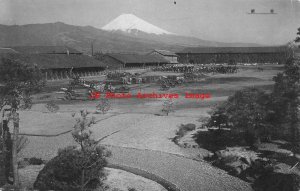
0 21 260 54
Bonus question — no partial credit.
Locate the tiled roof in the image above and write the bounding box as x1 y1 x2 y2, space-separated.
0 53 107 69
105 53 169 64
9 46 82 54
151 49 178 57
177 46 287 54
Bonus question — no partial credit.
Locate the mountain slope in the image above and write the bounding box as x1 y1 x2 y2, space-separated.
0 22 184 53
0 22 260 54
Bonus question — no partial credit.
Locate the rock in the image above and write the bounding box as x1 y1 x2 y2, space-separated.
208 152 214 158
240 163 250 171
240 157 252 165
245 176 255 183
230 166 242 176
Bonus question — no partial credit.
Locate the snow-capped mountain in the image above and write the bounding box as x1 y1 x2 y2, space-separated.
102 14 173 35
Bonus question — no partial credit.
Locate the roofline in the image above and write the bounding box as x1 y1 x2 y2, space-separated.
151 49 178 57
104 54 126 64
176 46 288 54
0 47 19 53
104 54 170 64
8 45 83 54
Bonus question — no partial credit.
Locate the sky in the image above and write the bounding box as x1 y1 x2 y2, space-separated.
0 0 299 45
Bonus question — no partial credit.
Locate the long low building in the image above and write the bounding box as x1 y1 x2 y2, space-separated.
0 46 108 80
101 53 170 68
176 46 288 64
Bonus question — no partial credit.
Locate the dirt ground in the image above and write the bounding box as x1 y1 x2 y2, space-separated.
16 66 282 191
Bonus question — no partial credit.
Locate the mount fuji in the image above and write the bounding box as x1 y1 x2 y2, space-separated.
102 14 173 35
101 14 259 48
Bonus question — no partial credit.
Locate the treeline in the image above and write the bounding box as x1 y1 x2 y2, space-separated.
200 56 300 152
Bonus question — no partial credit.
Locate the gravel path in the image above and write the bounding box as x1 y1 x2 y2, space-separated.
105 145 253 191
19 110 253 191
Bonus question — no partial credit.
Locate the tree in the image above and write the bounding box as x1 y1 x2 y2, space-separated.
206 106 229 130
96 98 111 114
270 57 300 153
0 57 45 187
34 110 111 191
207 88 271 146
162 99 174 116
45 101 60 113
295 27 300 43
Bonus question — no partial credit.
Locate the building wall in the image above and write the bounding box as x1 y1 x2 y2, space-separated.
177 52 287 64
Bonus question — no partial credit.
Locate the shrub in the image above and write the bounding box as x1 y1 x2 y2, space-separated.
280 142 300 155
182 123 196 131
128 188 138 191
45 101 59 113
176 124 196 136
173 124 196 144
34 110 111 191
34 146 110 191
194 129 245 151
162 99 174 116
28 157 43 165
239 159 277 181
253 173 300 191
204 87 272 147
96 98 111 114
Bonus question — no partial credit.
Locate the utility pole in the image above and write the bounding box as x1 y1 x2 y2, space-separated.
91 41 94 56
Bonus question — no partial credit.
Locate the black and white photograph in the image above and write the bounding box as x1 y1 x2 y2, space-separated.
0 0 300 190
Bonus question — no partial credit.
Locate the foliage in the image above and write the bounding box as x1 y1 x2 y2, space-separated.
45 101 60 113
238 158 277 180
28 157 43 165
295 27 300 43
270 57 300 147
206 107 229 130
175 124 196 138
172 124 196 144
0 58 45 186
34 110 111 191
205 88 272 146
162 99 174 116
96 98 111 114
34 145 109 191
253 172 300 191
195 129 246 151
128 188 138 191
0 57 45 111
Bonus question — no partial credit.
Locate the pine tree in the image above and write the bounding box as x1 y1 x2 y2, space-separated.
0 58 45 187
